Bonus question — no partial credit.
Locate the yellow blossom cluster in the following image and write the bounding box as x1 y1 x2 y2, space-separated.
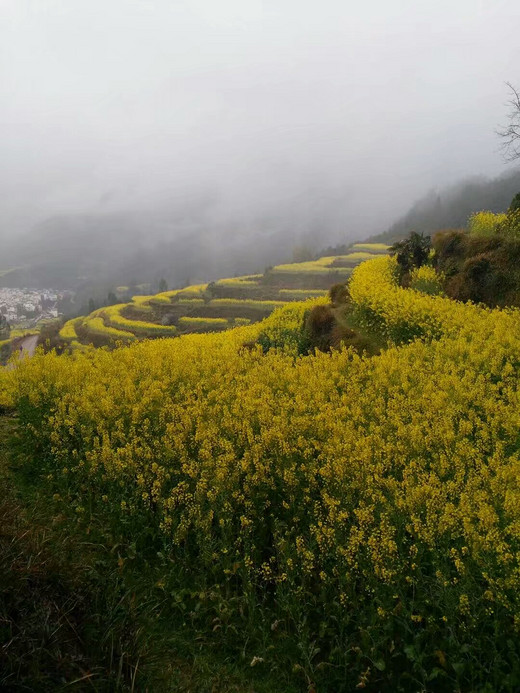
468 210 507 237
81 316 137 342
215 276 263 287
178 316 228 329
409 264 445 296
349 255 520 344
210 298 286 309
271 256 354 275
100 304 178 336
59 316 83 341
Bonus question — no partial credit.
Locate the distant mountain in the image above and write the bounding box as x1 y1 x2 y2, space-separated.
369 169 520 244
1 192 347 294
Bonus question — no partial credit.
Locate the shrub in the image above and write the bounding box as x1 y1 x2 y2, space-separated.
304 304 337 352
205 282 217 298
38 320 65 353
509 191 520 213
161 313 176 326
433 229 520 306
389 231 431 276
0 315 9 341
432 229 467 276
328 283 349 306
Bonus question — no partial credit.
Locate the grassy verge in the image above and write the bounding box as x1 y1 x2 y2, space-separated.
333 300 388 356
0 416 301 692
0 416 152 691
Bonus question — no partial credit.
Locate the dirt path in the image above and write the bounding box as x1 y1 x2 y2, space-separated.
18 334 38 356
5 334 39 369
17 334 39 358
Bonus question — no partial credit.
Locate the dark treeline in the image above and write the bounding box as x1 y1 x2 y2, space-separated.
370 168 520 244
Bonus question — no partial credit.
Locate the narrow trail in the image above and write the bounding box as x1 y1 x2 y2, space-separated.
5 334 39 369
17 334 39 357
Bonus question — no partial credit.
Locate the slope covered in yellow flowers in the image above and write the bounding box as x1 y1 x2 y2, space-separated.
59 243 387 348
2 254 520 690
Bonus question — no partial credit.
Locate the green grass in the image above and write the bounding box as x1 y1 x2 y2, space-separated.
334 303 387 356
0 416 300 692
0 416 148 690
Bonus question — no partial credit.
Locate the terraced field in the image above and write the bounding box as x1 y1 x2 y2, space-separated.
60 243 389 348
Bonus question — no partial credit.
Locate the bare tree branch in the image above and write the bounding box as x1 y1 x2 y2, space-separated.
497 82 520 162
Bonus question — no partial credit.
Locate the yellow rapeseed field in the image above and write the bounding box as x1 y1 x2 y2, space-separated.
101 304 178 336
2 259 520 687
59 316 83 341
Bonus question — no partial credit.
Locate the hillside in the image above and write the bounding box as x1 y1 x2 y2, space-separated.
370 168 520 244
1 191 357 294
57 243 388 349
3 252 520 690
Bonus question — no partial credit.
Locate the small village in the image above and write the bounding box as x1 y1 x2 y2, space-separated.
0 287 64 329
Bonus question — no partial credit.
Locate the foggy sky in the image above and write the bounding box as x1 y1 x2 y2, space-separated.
1 0 520 244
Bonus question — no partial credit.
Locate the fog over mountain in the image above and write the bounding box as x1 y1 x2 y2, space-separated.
1 1 520 287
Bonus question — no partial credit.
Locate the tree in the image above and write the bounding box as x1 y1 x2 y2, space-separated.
497 82 520 162
292 245 315 263
329 282 349 306
158 277 168 292
509 191 520 213
0 314 10 340
390 232 431 275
